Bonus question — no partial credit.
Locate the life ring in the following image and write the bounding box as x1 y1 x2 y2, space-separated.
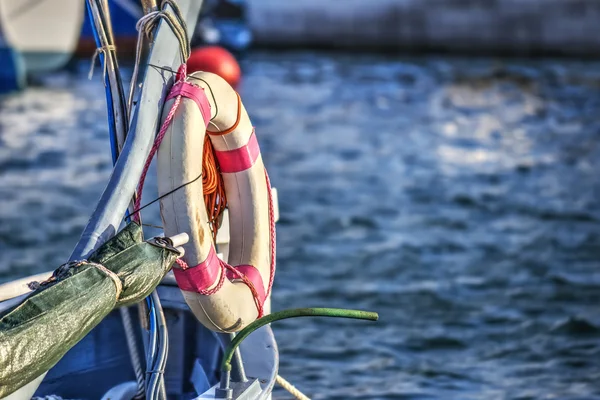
157 71 275 332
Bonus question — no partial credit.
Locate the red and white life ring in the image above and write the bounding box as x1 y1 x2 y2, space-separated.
157 71 275 332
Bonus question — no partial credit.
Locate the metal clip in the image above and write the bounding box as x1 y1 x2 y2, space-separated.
146 232 189 257
147 237 178 254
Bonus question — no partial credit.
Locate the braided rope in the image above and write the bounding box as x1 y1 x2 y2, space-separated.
132 64 187 220
90 262 123 301
175 257 264 317
176 256 227 296
222 262 264 318
265 170 277 299
27 260 122 301
276 375 311 400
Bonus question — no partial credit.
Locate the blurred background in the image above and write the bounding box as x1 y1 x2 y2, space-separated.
1 0 600 399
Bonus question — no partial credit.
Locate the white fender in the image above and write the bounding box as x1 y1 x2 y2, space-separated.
157 71 274 332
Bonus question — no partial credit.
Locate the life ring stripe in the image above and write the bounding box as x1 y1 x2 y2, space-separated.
173 244 267 306
166 81 212 128
173 246 221 292
226 265 266 305
214 130 261 173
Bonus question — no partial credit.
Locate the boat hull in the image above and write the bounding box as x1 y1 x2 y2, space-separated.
0 0 84 72
0 45 24 93
27 278 277 399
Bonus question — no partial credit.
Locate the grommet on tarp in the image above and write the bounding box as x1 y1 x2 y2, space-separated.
147 233 189 257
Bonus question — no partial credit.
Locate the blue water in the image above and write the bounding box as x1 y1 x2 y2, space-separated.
2 52 600 399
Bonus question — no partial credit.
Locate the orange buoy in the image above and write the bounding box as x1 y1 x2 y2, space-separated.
187 46 242 89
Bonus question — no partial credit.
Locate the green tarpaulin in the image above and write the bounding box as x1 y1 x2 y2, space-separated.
0 223 179 397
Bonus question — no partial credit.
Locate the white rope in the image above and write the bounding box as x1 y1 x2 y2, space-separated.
127 0 190 113
28 260 122 301
86 261 123 301
88 45 117 81
135 10 161 35
276 375 311 400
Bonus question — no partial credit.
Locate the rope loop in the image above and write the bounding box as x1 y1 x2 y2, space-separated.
128 0 190 112
88 45 117 81
135 0 190 60
28 260 122 301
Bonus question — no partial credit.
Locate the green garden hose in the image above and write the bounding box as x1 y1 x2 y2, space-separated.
221 307 379 373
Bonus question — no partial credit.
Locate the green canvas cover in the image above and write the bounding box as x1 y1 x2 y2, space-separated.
0 222 179 397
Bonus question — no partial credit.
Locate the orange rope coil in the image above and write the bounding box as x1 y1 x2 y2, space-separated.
202 136 227 242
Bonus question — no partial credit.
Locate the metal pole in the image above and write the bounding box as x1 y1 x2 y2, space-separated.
141 0 159 14
217 333 248 383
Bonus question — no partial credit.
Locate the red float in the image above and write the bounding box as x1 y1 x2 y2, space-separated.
187 46 242 89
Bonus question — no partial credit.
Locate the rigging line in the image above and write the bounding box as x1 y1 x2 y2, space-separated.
189 77 219 125
142 223 164 230
126 172 202 220
148 64 177 74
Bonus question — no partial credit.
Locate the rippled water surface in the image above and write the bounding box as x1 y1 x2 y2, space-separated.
2 52 600 399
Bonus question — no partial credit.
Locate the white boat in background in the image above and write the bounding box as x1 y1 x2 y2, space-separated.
0 0 84 78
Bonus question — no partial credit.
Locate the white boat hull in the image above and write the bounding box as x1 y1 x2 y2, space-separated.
0 0 84 72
